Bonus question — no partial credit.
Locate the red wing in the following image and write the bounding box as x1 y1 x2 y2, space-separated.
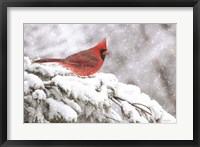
65 50 99 67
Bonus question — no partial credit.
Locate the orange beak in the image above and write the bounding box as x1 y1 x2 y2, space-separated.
103 50 110 55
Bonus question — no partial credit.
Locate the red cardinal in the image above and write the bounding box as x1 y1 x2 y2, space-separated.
33 38 109 76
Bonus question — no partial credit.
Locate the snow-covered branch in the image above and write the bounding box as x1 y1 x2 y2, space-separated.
24 57 176 123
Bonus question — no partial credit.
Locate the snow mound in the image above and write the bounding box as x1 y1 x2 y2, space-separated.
46 98 78 122
24 57 176 123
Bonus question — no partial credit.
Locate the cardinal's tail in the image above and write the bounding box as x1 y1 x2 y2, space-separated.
33 58 63 63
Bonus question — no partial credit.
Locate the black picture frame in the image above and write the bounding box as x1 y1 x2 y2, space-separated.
0 0 199 146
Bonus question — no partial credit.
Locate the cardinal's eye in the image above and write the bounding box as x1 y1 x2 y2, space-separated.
100 49 107 60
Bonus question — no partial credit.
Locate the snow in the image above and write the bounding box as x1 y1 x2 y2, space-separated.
25 107 49 123
121 101 148 123
96 73 118 89
46 98 78 122
24 57 176 123
62 98 81 114
115 83 141 103
26 61 71 78
24 56 32 70
24 72 44 95
137 93 151 105
52 75 110 108
149 100 176 123
32 89 46 100
105 108 122 122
